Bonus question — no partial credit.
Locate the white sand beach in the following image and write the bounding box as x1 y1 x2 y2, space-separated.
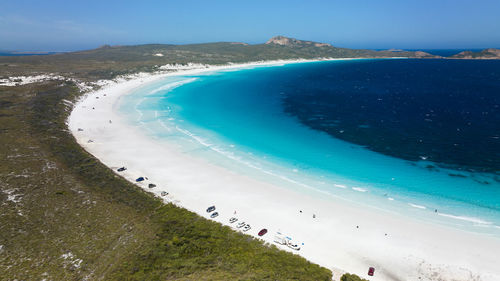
68 61 500 281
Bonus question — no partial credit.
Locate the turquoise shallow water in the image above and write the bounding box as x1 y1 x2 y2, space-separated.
119 60 500 236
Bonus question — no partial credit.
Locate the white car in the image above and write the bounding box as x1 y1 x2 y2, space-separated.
236 222 246 228
274 233 287 245
287 242 301 251
243 224 251 232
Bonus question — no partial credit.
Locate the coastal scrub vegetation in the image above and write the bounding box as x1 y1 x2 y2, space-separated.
341 273 369 281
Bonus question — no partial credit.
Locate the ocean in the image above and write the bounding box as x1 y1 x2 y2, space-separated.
0 52 59 56
120 59 500 236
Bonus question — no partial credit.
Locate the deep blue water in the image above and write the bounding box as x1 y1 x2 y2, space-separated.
122 59 500 235
281 59 500 174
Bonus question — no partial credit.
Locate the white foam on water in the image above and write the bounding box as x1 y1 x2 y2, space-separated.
149 78 197 95
438 213 493 226
169 122 360 203
352 187 367 192
408 203 426 209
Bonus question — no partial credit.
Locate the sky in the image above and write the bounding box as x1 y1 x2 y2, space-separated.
1 0 500 51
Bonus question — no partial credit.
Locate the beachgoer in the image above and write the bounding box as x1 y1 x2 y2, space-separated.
313 214 316 218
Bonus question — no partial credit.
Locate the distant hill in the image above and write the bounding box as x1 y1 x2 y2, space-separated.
450 48 500 59
266 35 332 47
0 36 439 78
64 35 438 63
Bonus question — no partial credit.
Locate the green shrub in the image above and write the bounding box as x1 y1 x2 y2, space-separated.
341 273 369 281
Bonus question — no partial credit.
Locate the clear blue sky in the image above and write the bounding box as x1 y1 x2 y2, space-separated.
1 0 499 51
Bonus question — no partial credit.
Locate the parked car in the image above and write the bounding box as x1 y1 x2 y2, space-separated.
206 206 216 213
236 222 246 228
210 212 219 218
258 229 268 236
243 224 251 232
148 183 156 188
117 167 126 172
229 217 238 223
368 267 375 276
160 191 168 197
287 242 301 251
135 177 145 182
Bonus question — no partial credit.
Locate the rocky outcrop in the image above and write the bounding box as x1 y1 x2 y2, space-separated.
414 51 435 58
266 36 332 47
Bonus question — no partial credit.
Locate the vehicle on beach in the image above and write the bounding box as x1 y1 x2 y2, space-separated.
287 242 301 251
243 224 251 232
229 217 238 223
210 212 219 218
236 222 246 228
206 206 216 213
135 177 144 182
148 183 156 188
258 229 268 236
368 267 375 276
273 232 300 250
117 167 126 172
160 191 168 196
273 233 287 245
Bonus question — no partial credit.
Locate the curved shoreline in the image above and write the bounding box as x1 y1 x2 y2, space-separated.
68 60 500 281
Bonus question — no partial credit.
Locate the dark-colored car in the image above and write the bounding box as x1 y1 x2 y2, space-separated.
135 177 145 182
368 267 375 276
210 212 219 218
117 167 127 172
258 229 268 236
148 183 156 188
206 206 216 213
